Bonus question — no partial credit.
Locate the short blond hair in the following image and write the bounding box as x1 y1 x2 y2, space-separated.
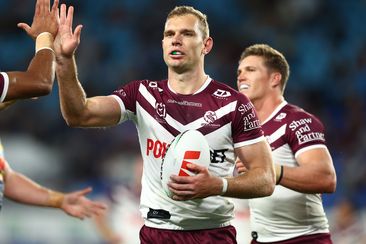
240 44 290 93
167 6 210 39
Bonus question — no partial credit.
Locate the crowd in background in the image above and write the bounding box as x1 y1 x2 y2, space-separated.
0 0 365 243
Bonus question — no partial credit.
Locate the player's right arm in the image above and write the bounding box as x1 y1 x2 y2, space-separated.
54 4 121 127
3 0 59 103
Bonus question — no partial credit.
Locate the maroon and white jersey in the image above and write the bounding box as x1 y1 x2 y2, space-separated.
249 101 330 242
0 72 9 102
111 76 264 230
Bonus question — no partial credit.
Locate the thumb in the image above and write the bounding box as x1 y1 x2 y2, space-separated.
75 187 92 197
17 23 31 34
74 24 83 42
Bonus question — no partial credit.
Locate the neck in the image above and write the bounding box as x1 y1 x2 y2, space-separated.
252 94 284 123
168 65 207 95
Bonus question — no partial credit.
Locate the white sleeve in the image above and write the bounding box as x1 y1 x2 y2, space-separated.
0 72 9 102
109 94 128 124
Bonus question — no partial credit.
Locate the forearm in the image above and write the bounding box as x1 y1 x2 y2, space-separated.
56 55 88 126
5 50 55 101
224 166 275 198
278 164 336 193
4 171 63 208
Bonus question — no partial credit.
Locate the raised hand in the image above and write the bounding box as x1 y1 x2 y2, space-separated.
61 187 107 220
17 0 59 40
54 4 83 58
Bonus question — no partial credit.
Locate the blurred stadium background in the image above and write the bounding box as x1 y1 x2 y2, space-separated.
0 0 366 243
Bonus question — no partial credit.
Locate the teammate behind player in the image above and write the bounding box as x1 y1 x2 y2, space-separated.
55 5 275 243
236 44 337 243
0 0 106 219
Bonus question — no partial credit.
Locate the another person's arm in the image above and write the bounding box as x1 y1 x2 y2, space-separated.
54 4 120 128
3 0 59 102
276 148 336 193
1 157 106 220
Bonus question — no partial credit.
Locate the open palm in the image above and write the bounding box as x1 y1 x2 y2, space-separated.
61 187 106 220
54 4 82 58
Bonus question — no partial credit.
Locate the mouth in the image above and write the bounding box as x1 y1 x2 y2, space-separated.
170 50 185 57
239 83 249 91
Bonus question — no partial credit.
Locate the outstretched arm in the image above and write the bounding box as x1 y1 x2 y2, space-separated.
2 158 106 220
4 0 59 102
54 4 121 128
169 140 275 200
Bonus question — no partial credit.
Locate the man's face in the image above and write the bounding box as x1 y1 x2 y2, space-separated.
162 14 206 73
237 55 272 102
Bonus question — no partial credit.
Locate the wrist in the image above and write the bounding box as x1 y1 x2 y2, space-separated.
275 164 284 185
36 32 54 54
47 190 64 208
221 178 228 195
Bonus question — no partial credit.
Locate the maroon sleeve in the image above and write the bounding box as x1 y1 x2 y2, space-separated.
286 110 326 154
112 80 142 114
232 93 263 145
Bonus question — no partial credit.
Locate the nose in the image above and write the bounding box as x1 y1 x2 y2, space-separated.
172 34 182 46
237 71 245 82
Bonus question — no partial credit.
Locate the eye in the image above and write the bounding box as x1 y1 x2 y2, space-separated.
164 31 174 37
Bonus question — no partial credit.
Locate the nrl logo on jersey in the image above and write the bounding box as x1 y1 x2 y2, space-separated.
213 89 231 99
155 102 166 118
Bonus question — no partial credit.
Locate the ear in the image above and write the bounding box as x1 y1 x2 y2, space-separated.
270 72 282 88
202 37 213 55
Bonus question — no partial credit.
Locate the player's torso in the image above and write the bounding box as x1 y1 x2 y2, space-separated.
249 102 329 242
118 78 245 229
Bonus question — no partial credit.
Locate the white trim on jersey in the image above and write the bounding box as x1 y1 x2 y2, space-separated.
262 100 288 125
167 76 212 95
267 124 287 144
234 135 265 148
110 94 127 123
0 72 10 103
295 144 327 158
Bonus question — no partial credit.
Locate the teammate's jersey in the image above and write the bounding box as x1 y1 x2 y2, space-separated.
0 72 9 102
249 101 329 242
0 141 5 212
111 76 264 230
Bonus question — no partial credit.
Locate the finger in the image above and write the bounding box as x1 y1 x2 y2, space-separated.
73 25 83 42
39 0 46 16
51 0 59 15
35 0 41 17
60 4 67 24
17 23 31 33
75 187 92 197
172 195 190 201
170 175 194 184
45 0 50 12
66 6 74 28
186 163 205 174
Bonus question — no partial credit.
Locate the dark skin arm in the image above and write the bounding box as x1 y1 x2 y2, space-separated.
3 0 59 103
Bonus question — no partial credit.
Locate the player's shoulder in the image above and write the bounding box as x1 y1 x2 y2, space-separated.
283 103 324 127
